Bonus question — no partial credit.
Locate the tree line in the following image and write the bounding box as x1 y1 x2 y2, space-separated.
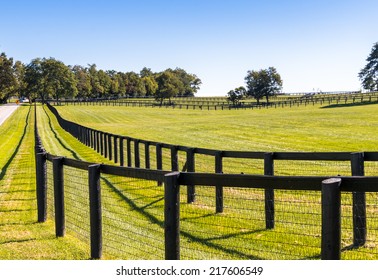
0 53 201 104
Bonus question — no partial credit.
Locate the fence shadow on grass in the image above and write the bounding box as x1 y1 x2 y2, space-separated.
321 101 378 109
41 106 80 160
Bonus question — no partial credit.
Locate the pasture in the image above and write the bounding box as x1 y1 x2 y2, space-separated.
39 103 378 259
55 103 378 152
1 102 378 259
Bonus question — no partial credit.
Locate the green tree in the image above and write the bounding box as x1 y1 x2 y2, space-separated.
154 70 182 105
169 68 201 97
41 58 78 102
245 67 282 105
142 76 158 96
227 86 246 106
0 52 17 103
88 64 103 98
24 58 45 102
124 72 146 97
359 42 378 91
72 65 92 99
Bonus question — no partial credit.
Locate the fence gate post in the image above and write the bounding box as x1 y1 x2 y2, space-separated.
186 148 196 203
88 164 102 259
351 152 366 247
215 151 223 213
53 157 65 237
321 178 341 260
264 152 275 229
164 172 180 260
36 152 47 222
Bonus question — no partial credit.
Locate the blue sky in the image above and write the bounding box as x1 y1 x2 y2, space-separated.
1 0 377 96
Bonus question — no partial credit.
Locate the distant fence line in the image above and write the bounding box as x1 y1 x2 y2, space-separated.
33 103 378 260
45 91 378 110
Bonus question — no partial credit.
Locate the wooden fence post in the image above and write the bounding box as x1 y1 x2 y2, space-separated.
88 164 102 259
114 136 118 164
145 142 150 169
126 138 132 167
103 132 109 158
171 146 179 171
108 134 113 161
264 152 275 229
119 137 124 166
351 152 366 247
186 148 196 203
53 157 65 237
164 172 180 260
134 140 140 167
321 178 341 260
36 152 47 222
215 151 223 213
156 143 163 186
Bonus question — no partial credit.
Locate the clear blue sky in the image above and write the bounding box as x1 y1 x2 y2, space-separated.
1 0 377 96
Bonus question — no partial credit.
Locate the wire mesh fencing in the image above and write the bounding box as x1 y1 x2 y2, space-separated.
63 165 90 247
179 186 322 260
101 174 165 259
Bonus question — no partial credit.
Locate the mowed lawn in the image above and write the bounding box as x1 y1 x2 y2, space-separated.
55 103 378 152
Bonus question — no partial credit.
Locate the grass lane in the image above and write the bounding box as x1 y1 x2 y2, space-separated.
0 105 90 259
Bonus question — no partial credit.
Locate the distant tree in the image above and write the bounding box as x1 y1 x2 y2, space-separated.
227 86 246 106
142 76 158 96
154 70 182 105
245 67 282 105
168 68 201 97
72 65 92 99
97 69 112 97
140 67 154 78
123 72 146 97
0 52 17 103
41 58 78 102
359 42 378 91
13 61 27 101
88 64 103 98
24 58 45 102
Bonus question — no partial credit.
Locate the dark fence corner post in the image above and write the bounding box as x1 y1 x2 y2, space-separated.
88 164 102 260
321 177 341 260
164 172 180 260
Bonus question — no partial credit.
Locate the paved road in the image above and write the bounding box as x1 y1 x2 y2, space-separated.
0 104 19 126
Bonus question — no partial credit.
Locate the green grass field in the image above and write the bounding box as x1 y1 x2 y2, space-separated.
46 103 378 259
1 102 378 260
55 103 378 152
0 105 90 259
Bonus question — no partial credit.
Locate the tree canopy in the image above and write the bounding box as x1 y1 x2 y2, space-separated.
0 51 202 103
359 42 378 91
244 67 283 104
